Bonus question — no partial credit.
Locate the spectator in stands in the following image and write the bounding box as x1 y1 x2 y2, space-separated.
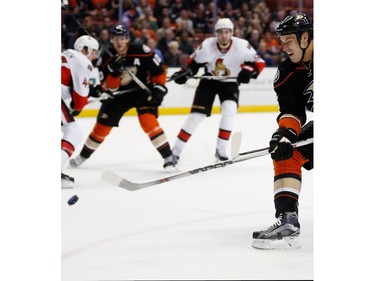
239 2 250 17
98 27 111 56
175 9 194 33
178 30 194 55
146 37 164 61
170 0 186 23
154 0 170 26
157 28 176 57
249 12 264 35
263 30 282 55
135 19 158 41
157 16 177 38
236 16 247 39
247 28 261 51
163 40 182 67
120 0 139 28
269 8 287 33
137 4 158 32
192 2 209 33
257 39 276 66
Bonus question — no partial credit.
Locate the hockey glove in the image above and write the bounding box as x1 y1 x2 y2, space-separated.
149 84 168 106
170 67 192 84
269 127 298 161
237 63 259 84
69 101 81 116
89 85 114 100
107 54 126 77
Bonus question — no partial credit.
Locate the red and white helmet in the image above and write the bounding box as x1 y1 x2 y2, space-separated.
215 18 234 33
74 35 99 59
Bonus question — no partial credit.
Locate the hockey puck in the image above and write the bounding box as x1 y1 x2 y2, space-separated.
67 195 79 206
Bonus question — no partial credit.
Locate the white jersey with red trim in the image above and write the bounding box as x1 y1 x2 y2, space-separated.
61 49 93 112
191 37 264 81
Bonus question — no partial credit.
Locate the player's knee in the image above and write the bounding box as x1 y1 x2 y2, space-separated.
62 121 83 147
274 150 306 177
139 113 160 134
189 112 206 126
221 100 237 117
91 123 112 141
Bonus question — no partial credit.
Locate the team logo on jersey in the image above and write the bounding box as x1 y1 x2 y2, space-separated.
120 66 137 85
303 81 314 112
87 64 93 71
212 58 231 76
273 69 280 83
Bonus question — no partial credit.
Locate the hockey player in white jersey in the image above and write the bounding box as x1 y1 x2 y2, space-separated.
61 35 99 188
170 18 265 161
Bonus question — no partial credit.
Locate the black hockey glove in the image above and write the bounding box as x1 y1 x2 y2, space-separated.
269 127 298 161
237 63 259 84
69 101 81 116
149 84 168 106
170 67 192 84
89 85 114 100
107 54 126 77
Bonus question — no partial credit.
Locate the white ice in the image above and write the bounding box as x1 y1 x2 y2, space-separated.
62 112 313 281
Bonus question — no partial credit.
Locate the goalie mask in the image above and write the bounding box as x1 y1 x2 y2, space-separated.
74 35 99 59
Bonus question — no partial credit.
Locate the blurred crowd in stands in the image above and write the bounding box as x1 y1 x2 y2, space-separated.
62 0 313 67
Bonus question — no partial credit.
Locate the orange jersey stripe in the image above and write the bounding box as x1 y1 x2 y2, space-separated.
274 67 305 89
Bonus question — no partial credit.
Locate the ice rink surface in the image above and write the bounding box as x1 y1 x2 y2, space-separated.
62 112 313 281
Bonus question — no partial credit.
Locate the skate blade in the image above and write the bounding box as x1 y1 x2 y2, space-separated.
164 165 180 173
252 236 301 250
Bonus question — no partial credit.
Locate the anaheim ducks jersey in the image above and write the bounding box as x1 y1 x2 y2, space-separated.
61 49 93 111
190 36 264 81
273 57 314 126
97 43 166 89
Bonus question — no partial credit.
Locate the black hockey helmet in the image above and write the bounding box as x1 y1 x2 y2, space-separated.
276 13 313 40
110 24 130 39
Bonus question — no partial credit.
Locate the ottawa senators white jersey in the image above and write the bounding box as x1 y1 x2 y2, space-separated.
61 49 93 112
191 37 263 81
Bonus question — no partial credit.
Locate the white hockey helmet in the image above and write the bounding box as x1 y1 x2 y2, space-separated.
74 35 99 58
215 18 234 33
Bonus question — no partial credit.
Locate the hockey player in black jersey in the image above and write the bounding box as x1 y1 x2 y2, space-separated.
252 13 314 249
70 25 178 172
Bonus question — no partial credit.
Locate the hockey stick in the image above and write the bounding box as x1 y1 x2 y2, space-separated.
166 69 192 82
101 138 313 191
231 131 242 159
189 75 237 80
166 75 238 82
124 68 152 96
87 87 139 104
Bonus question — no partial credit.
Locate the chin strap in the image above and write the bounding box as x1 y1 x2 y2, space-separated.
297 33 312 63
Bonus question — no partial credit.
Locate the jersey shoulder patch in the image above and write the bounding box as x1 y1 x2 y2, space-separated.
142 44 151 53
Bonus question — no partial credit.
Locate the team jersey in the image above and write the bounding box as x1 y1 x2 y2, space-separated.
189 37 265 81
61 49 93 111
97 43 167 90
273 57 313 127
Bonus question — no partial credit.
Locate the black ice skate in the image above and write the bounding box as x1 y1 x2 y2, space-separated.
252 211 301 250
70 155 88 167
215 149 229 161
61 173 74 189
163 154 179 173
